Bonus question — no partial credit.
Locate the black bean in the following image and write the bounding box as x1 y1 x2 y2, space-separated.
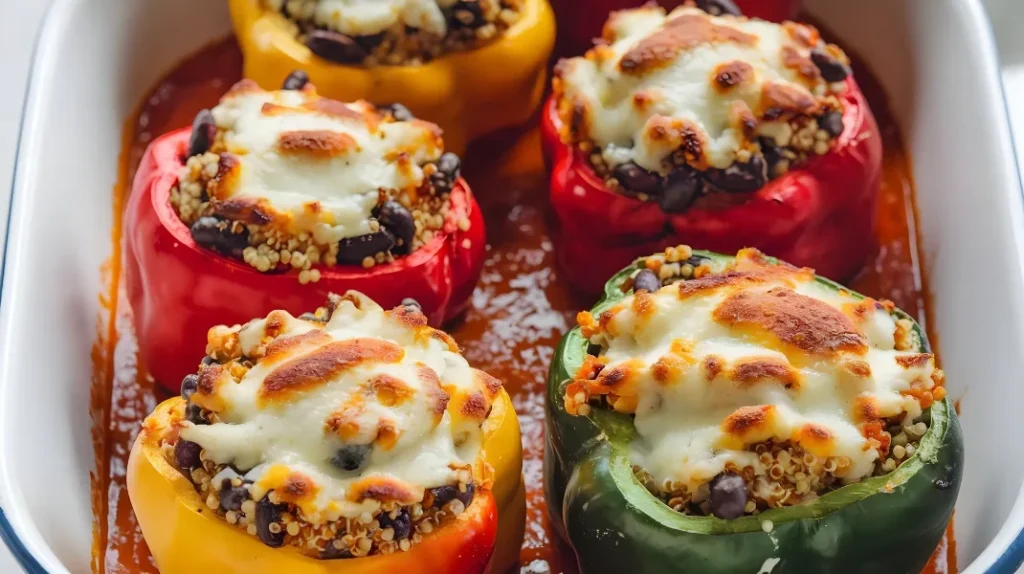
174 440 202 471
659 169 702 213
186 404 209 426
305 30 368 64
255 496 287 548
632 269 661 293
819 111 844 138
329 444 373 472
709 472 747 520
219 479 249 512
180 374 199 400
704 156 767 194
429 152 462 193
188 109 216 157
282 70 309 90
378 507 412 540
757 137 783 172
321 543 353 560
429 482 474 509
685 255 709 267
376 201 416 255
200 355 218 367
612 162 661 196
335 230 396 265
190 216 250 257
451 1 485 27
810 48 851 83
378 103 414 122
695 0 742 16
401 297 421 310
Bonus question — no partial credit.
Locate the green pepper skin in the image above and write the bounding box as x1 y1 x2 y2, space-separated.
545 251 964 574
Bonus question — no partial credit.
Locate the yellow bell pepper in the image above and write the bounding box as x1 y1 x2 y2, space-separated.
127 389 524 574
228 0 556 155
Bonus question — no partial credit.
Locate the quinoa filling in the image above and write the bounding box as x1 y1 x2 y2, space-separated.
162 296 481 559
169 89 466 284
553 5 854 213
266 0 525 65
567 246 947 519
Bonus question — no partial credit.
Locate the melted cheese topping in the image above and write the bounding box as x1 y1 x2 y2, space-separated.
556 6 846 172
182 292 500 523
206 80 443 243
266 0 459 37
574 250 941 492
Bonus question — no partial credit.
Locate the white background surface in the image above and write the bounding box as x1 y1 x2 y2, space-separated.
0 0 52 570
0 1 1019 573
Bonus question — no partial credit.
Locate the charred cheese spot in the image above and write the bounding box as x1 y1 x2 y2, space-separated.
390 305 429 329
224 78 262 99
722 405 777 443
418 366 450 423
620 14 757 75
324 395 366 441
792 423 834 457
474 370 503 399
713 60 754 92
596 360 642 394
261 339 404 405
730 357 800 390
262 329 332 364
192 364 230 412
702 355 724 381
207 154 243 202
842 358 872 379
652 354 685 384
781 45 820 81
212 196 275 226
368 374 415 407
376 418 401 450
632 290 656 319
460 391 489 421
632 90 658 112
782 21 820 48
896 353 934 369
760 82 820 119
677 271 766 300
713 287 867 356
729 101 758 137
301 97 366 123
346 477 418 505
853 394 882 422
277 130 359 158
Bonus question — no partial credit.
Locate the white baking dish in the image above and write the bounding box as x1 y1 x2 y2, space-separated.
0 0 1022 572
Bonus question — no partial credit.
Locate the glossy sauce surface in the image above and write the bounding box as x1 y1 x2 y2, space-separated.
91 37 954 574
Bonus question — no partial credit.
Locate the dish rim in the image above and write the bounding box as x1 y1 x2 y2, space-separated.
0 0 1021 572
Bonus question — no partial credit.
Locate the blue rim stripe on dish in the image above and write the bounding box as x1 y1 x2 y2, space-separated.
0 0 1022 573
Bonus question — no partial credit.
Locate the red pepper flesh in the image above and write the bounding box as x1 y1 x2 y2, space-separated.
125 128 486 392
542 77 883 296
550 0 800 55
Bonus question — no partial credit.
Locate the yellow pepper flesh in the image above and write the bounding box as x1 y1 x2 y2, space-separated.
228 0 556 154
127 389 524 574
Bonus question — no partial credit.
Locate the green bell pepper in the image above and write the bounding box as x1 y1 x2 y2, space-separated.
545 250 963 574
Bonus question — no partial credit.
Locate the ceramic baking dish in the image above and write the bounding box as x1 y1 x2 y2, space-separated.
1 0 1023 572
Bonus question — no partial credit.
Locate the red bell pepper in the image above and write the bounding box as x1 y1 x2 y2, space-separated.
125 128 486 392
550 0 800 55
541 76 883 296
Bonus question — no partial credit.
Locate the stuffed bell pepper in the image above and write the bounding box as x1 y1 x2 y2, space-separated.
543 5 883 295
545 246 963 573
550 0 799 55
229 0 556 154
125 77 485 391
127 291 526 574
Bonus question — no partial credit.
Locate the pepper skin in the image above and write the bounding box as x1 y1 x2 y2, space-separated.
128 387 523 574
541 77 883 296
228 0 556 155
550 0 800 55
124 128 486 393
544 251 964 574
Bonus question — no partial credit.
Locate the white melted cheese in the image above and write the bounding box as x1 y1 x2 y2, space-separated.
595 266 937 492
209 86 442 243
181 293 483 523
558 6 835 172
267 0 459 37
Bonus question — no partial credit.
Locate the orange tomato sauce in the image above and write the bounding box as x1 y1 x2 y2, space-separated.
89 36 954 574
